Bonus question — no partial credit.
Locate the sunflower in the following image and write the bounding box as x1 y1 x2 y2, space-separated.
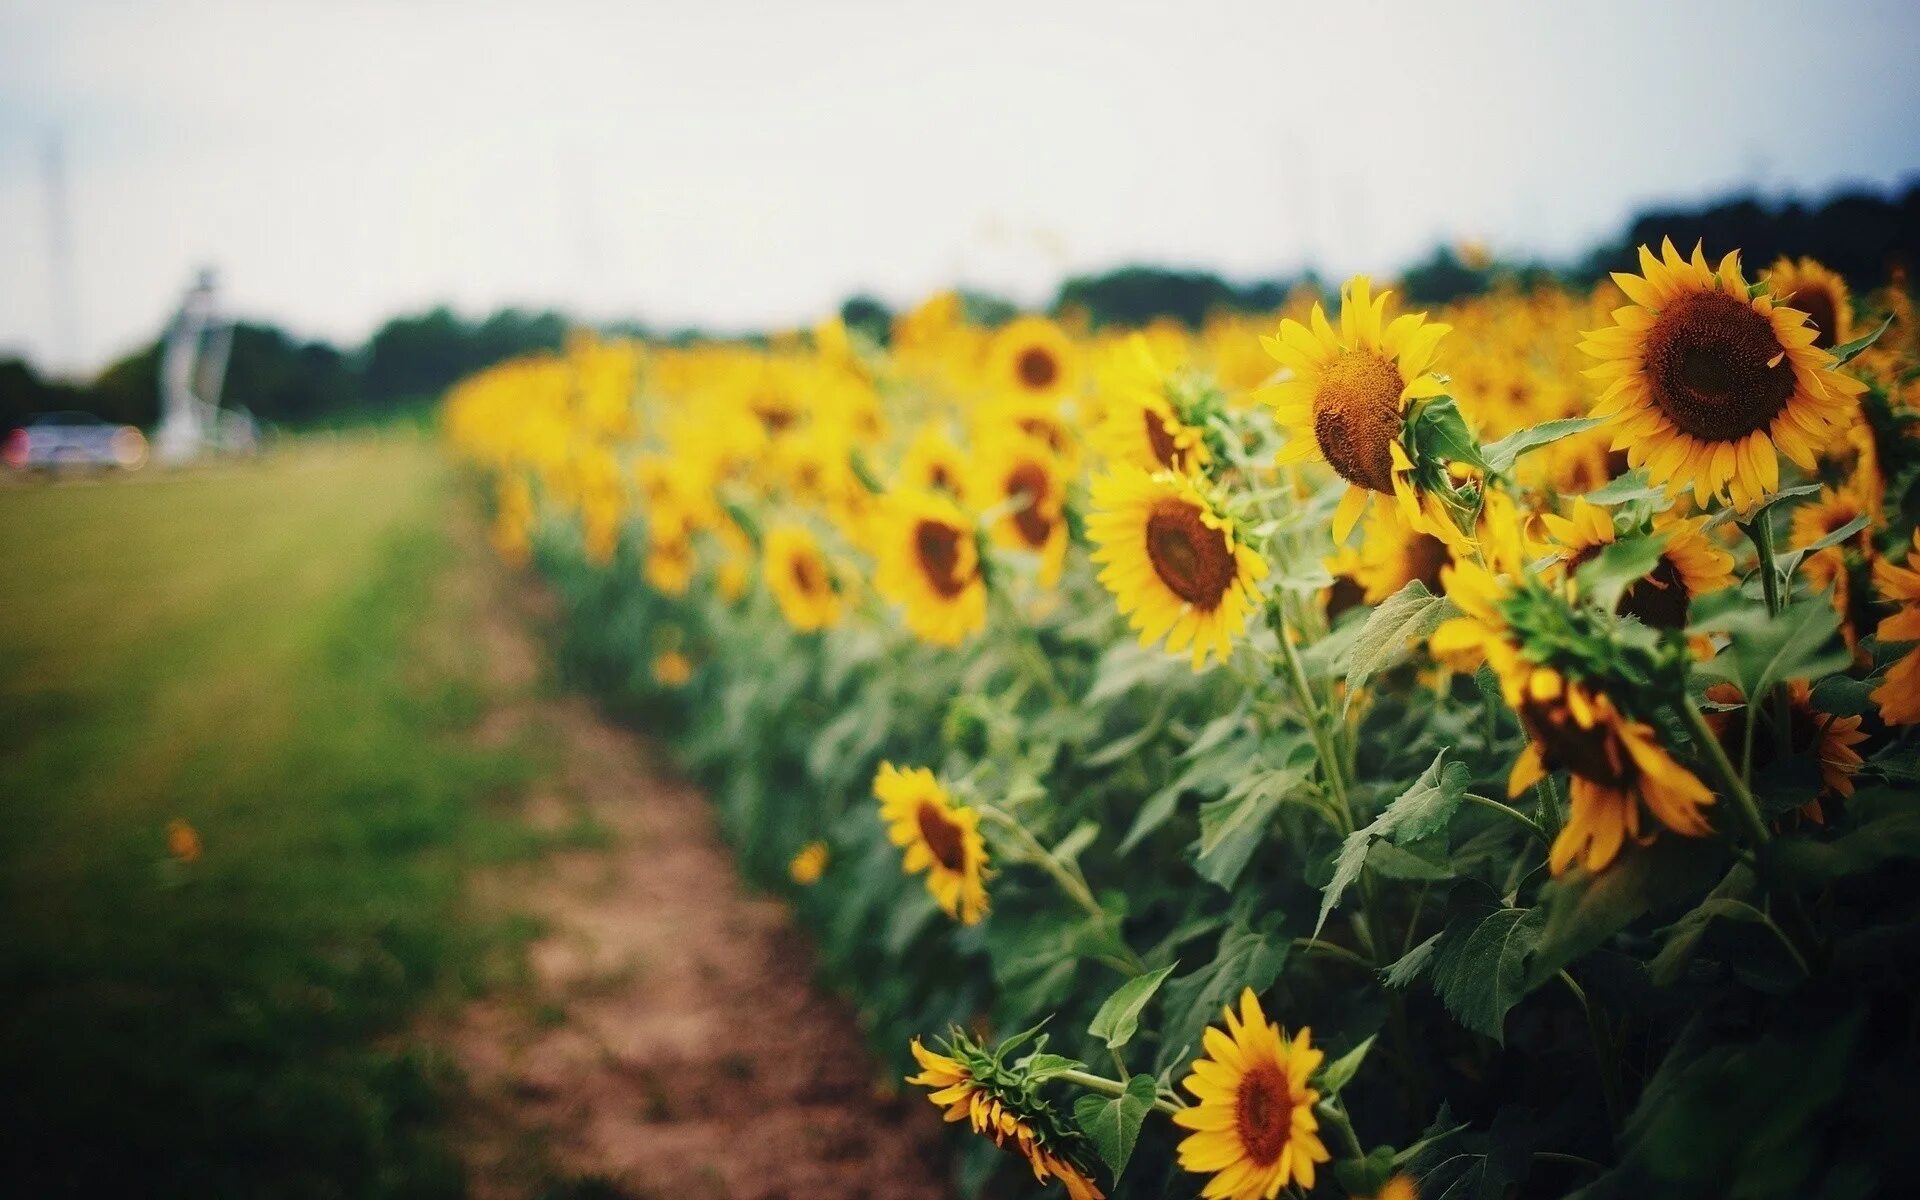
1704 680 1866 823
166 818 203 864
1171 987 1330 1199
898 426 969 497
1871 530 1920 725
763 522 847 633
906 1037 1104 1200
971 436 1071 585
1261 276 1457 545
1541 499 1735 631
875 763 989 924
1766 256 1853 351
1580 239 1866 510
872 490 988 647
1351 502 1454 605
651 649 694 687
989 315 1079 406
788 840 828 885
1791 481 1873 650
1433 561 1715 874
1087 466 1269 670
644 517 696 596
1096 334 1213 475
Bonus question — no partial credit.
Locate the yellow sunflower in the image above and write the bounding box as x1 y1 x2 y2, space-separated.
788 840 828 885
1433 561 1715 874
906 1038 1104 1200
1765 256 1853 351
1872 530 1920 725
1261 276 1456 545
1171 987 1330 1199
1096 334 1213 474
1087 466 1269 670
644 517 696 596
989 315 1079 406
763 522 847 633
875 763 989 924
1704 680 1866 824
1580 239 1866 510
1541 499 1735 632
898 425 969 497
970 436 1071 585
872 489 988 647
1351 502 1454 605
1791 481 1872 651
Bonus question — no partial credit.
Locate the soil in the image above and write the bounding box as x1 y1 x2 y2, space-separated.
438 511 953 1200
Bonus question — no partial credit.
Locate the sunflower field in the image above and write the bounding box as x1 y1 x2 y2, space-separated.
444 244 1920 1200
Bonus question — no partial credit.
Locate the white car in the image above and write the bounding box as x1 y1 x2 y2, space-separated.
4 412 148 471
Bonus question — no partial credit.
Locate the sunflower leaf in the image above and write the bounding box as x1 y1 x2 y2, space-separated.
1573 530 1669 616
1830 313 1894 366
1482 416 1605 475
1385 931 1443 989
1343 581 1459 716
1155 921 1290 1074
1192 764 1311 890
1073 1073 1157 1178
1771 514 1869 582
1088 963 1178 1051
1428 904 1546 1043
1319 1034 1377 1095
1406 395 1489 473
1691 596 1850 704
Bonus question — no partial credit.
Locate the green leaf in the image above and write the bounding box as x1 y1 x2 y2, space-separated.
1192 765 1310 890
1407 395 1489 472
1156 922 1290 1073
1344 581 1459 715
1015 1051 1085 1084
1315 827 1374 938
1385 931 1442 988
1763 788 1920 887
1584 467 1664 506
1649 896 1796 989
1574 530 1669 615
1830 313 1893 366
1693 597 1850 703
1315 752 1468 934
1428 904 1546 1043
1318 1034 1376 1095
1087 963 1178 1051
1526 838 1724 989
1073 1074 1157 1178
1483 416 1604 474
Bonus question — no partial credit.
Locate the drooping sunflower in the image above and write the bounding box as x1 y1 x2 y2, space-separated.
1171 987 1330 1199
988 315 1079 406
1261 276 1457 544
1766 256 1854 351
1580 239 1866 510
874 763 989 924
1433 560 1716 874
763 522 847 633
872 489 988 647
971 436 1071 585
906 1036 1104 1200
1095 334 1213 475
1871 530 1920 725
1541 499 1735 631
1087 466 1269 670
1704 680 1866 823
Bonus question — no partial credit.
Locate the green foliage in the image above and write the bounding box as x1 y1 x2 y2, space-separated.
1073 1074 1158 1176
1088 964 1178 1052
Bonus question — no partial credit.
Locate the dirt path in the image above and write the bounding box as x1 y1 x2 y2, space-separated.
441 520 953 1200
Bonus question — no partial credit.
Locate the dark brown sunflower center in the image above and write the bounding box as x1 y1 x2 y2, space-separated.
1313 351 1405 494
1519 697 1632 788
791 550 829 598
1568 547 1690 630
1404 533 1452 595
1005 462 1055 549
1324 575 1367 623
753 396 797 432
914 800 968 873
1018 416 1070 457
913 519 971 598
1144 499 1235 610
1644 290 1797 443
1016 346 1060 390
1144 408 1183 469
1234 1061 1294 1167
928 464 956 493
1784 284 1841 351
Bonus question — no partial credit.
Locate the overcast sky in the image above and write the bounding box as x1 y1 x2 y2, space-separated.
3 0 1918 374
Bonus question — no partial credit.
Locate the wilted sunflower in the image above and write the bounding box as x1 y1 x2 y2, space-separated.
1704 681 1866 823
1766 256 1854 351
1871 530 1920 725
875 763 989 924
989 315 1079 405
971 436 1071 585
1541 499 1735 631
1580 239 1866 510
872 490 988 647
1096 334 1213 475
1433 560 1715 873
1262 276 1457 544
1087 466 1269 670
1172 987 1330 1199
763 522 847 633
906 1035 1104 1200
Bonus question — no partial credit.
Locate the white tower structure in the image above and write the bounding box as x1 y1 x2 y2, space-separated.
153 268 237 463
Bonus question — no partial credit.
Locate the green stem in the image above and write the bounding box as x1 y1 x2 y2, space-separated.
1057 1069 1183 1116
1559 970 1621 1134
1292 937 1377 973
1744 516 1796 757
1678 702 1771 850
979 806 1146 975
1314 1099 1367 1164
1461 792 1550 849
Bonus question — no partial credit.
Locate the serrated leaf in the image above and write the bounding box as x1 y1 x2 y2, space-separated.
1428 905 1546 1043
1156 923 1289 1073
1386 931 1442 988
1344 581 1458 715
1315 826 1375 938
1315 752 1468 935
1483 416 1604 474
1318 1034 1376 1095
1192 765 1309 890
1088 963 1177 1051
1073 1074 1157 1177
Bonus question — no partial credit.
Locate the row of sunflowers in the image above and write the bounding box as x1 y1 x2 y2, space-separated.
445 243 1920 1200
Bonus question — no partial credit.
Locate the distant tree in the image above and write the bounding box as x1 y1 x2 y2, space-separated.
839 294 892 345
86 343 163 427
0 357 90 431
358 307 567 404
1054 266 1239 329
1399 248 1493 306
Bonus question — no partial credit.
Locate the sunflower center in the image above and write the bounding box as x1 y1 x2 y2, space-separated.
1233 1061 1294 1167
1145 500 1235 610
1644 290 1797 443
1568 547 1691 630
1018 416 1071 457
928 464 956 493
1016 346 1060 390
1783 284 1841 351
1312 351 1405 494
914 800 968 873
1005 462 1055 549
1144 408 1183 469
1404 533 1452 595
1519 696 1632 788
791 551 829 598
913 519 971 598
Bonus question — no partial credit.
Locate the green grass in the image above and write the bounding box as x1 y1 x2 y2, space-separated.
0 435 542 1197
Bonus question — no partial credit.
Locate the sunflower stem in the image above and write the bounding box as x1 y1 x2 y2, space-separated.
1055 1069 1183 1115
1461 792 1551 849
1558 969 1621 1135
978 805 1147 976
1679 702 1771 849
1291 937 1376 972
1315 1098 1367 1164
1742 514 1797 760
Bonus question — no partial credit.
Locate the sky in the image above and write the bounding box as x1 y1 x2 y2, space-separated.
2 0 1918 376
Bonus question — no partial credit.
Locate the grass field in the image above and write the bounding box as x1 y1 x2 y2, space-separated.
0 436 555 1197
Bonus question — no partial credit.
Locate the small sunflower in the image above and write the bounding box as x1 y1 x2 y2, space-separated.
1096 334 1214 475
971 436 1071 585
898 426 969 497
875 763 989 924
1433 561 1715 874
1171 987 1330 1199
1766 256 1854 351
1351 503 1454 605
1541 499 1735 631
1261 276 1457 545
651 649 694 687
989 315 1079 406
763 522 847 633
906 1035 1105 1200
872 489 989 647
1871 530 1920 725
788 840 829 885
1087 465 1269 670
644 518 696 596
1704 681 1866 823
1580 239 1866 510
